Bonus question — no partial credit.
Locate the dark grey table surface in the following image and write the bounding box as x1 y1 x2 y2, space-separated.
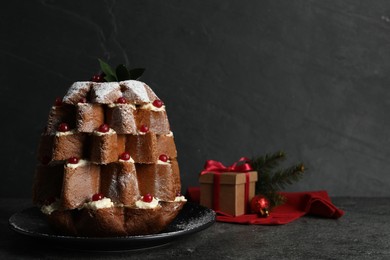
1 198 389 259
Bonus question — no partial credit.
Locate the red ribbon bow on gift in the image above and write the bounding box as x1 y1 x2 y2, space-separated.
200 157 254 214
200 157 253 175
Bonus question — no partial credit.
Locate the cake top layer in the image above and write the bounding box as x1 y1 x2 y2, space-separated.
63 80 159 105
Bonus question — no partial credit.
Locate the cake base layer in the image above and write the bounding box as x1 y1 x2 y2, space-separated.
45 201 185 237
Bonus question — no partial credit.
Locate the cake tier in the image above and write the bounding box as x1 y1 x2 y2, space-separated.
37 130 177 165
32 159 182 210
45 201 185 236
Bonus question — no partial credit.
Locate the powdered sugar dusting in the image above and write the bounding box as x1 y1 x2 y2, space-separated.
91 82 121 104
63 81 92 104
120 80 159 104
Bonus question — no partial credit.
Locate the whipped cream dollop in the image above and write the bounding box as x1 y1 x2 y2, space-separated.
55 129 76 137
107 103 136 109
174 196 187 202
135 197 160 209
41 199 61 215
157 159 170 165
83 197 114 210
119 157 135 163
93 128 116 136
65 159 88 169
139 103 166 112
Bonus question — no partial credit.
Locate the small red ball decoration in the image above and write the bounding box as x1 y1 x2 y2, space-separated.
250 194 270 217
68 157 79 164
158 154 168 162
54 97 63 106
140 124 149 133
91 73 105 82
116 97 127 104
142 193 153 203
58 123 69 132
152 99 164 108
98 124 110 133
119 152 131 161
92 193 104 201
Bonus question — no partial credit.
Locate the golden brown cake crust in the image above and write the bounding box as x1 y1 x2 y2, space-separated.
46 201 185 237
33 80 184 237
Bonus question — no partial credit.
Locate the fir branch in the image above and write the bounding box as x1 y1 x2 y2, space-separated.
270 163 305 191
251 151 306 209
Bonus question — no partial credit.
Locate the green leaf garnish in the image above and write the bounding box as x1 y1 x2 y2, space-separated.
97 59 145 82
116 64 131 81
98 59 117 81
129 68 146 80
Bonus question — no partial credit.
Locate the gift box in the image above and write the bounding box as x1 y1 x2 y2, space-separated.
199 170 258 216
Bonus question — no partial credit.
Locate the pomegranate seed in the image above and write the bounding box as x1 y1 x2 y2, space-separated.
92 193 104 201
98 124 109 133
140 124 149 133
158 154 168 162
54 97 63 106
152 100 164 108
142 193 153 203
116 97 127 104
58 123 69 132
68 157 79 164
119 152 131 161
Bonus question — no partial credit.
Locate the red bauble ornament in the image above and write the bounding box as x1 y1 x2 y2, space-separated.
250 194 270 217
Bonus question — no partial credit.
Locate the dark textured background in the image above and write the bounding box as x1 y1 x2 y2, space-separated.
1 0 390 198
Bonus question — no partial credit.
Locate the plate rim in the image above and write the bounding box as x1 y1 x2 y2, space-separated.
9 202 216 243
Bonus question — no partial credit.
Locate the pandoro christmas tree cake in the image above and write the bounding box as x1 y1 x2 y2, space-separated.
32 60 186 237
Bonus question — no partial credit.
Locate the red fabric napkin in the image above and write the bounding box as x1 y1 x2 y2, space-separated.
186 187 344 225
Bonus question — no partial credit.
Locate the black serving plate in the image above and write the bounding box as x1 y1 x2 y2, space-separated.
9 203 215 251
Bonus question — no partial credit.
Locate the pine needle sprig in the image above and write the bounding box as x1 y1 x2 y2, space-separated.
269 163 305 191
251 151 306 209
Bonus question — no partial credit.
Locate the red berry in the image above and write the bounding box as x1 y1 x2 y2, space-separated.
79 97 87 103
119 152 131 161
92 193 104 201
176 191 181 197
140 124 149 133
68 157 79 164
152 99 164 108
58 123 69 132
54 97 63 106
98 124 109 133
91 73 105 82
158 154 168 162
116 97 127 104
142 193 153 203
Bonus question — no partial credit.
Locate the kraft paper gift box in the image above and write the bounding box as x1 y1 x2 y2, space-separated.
199 171 258 216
